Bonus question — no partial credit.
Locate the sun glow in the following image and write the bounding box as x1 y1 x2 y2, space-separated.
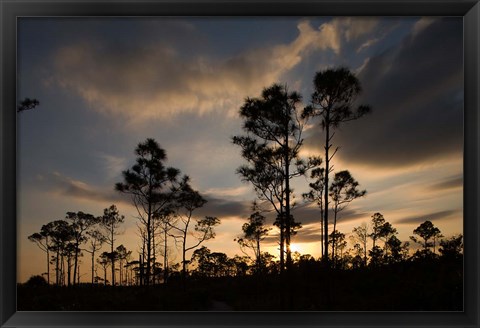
290 243 302 253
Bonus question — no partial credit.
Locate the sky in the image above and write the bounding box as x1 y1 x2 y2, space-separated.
17 16 463 283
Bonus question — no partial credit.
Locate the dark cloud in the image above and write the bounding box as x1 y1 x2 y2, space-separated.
40 172 253 220
293 225 323 244
290 204 369 226
395 210 458 225
263 224 322 245
304 18 463 168
261 204 368 246
38 172 130 206
263 219 357 245
197 196 251 219
427 174 463 191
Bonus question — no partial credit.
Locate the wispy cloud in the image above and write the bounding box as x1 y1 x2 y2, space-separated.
412 17 437 38
37 171 129 205
356 38 380 53
396 209 458 225
204 185 252 199
426 174 463 192
96 152 127 180
341 17 380 42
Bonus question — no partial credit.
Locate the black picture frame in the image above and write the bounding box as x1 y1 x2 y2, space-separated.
1 0 478 327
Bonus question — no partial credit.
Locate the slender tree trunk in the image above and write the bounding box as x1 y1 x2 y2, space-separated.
118 259 121 286
139 254 144 286
146 197 152 286
364 239 368 266
332 205 338 266
384 237 389 259
118 259 125 286
57 255 61 286
256 237 261 271
279 209 285 272
56 249 60 285
103 265 107 285
152 228 156 285
182 229 187 281
285 143 292 271
284 125 294 310
320 213 323 261
67 257 72 287
46 248 50 285
73 245 78 286
61 255 65 286
46 237 50 284
91 251 95 284
164 227 168 283
110 227 115 286
324 113 330 263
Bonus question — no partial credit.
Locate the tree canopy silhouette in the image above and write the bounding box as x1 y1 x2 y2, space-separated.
410 220 442 256
302 67 371 263
233 83 320 271
17 97 39 112
116 138 181 285
169 176 220 281
66 211 98 285
100 204 125 286
329 170 366 257
235 202 271 273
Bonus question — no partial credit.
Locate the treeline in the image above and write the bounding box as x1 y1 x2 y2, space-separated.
191 213 463 277
29 205 135 286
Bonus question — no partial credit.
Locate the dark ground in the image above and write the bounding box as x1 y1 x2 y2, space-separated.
17 259 462 311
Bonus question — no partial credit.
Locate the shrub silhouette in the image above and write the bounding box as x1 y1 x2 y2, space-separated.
25 275 48 287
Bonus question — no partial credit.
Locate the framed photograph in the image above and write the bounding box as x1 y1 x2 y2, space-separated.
1 0 479 327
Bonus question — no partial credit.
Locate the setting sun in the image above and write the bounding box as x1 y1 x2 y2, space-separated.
290 243 301 253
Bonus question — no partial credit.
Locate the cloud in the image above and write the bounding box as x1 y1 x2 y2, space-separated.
37 171 253 221
395 210 458 225
197 196 251 219
37 171 129 205
263 224 322 245
427 174 463 192
50 19 342 124
341 17 380 42
412 17 437 38
356 38 381 53
292 224 323 244
203 185 251 198
258 203 369 227
96 152 127 180
304 18 463 169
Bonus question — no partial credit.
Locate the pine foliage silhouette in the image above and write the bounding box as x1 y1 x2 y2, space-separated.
18 97 39 112
233 83 320 271
302 67 371 263
116 138 181 285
